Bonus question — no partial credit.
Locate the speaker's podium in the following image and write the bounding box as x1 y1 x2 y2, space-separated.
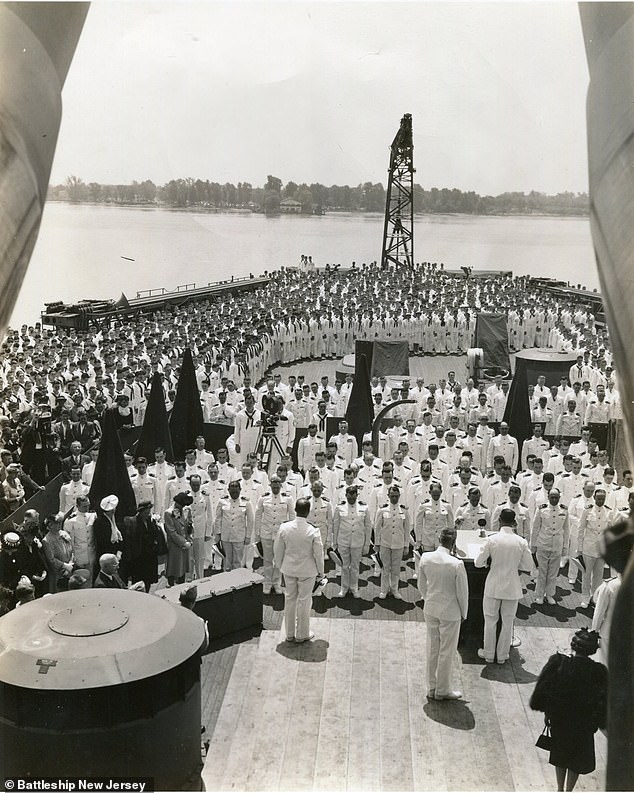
161 569 264 641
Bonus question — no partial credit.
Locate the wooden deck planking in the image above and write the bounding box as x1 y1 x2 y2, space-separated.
313 619 355 790
242 631 300 791
202 619 607 792
202 640 261 790
454 658 511 791
378 621 414 791
218 630 281 791
347 620 382 791
278 623 330 791
403 622 448 792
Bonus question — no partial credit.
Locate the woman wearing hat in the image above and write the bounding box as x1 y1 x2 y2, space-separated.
93 495 124 579
530 628 607 791
122 500 165 593
164 492 193 586
41 513 74 593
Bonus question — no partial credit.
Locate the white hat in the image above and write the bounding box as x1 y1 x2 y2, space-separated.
100 495 119 511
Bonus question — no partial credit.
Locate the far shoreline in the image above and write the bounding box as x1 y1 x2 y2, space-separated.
45 200 590 221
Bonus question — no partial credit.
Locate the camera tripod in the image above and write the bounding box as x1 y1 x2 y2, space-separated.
254 428 287 473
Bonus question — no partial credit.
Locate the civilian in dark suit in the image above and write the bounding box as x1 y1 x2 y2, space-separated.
53 409 74 456
94 553 144 590
61 441 90 483
71 409 100 452
94 553 125 588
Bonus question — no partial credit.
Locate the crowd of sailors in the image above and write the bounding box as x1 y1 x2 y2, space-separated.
0 261 628 789
0 260 625 609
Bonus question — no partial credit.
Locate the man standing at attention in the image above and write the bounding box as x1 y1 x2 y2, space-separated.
418 527 468 700
274 498 324 643
475 508 534 664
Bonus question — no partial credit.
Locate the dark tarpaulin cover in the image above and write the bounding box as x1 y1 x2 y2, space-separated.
502 358 532 471
355 340 374 372
370 341 410 377
475 313 510 371
346 351 374 450
169 348 205 460
135 371 174 462
88 408 136 518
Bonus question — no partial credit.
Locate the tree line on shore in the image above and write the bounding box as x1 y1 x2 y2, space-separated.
50 174 589 216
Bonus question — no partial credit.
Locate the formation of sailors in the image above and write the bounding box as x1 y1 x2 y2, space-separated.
0 259 623 611
0 261 613 472
2 353 629 615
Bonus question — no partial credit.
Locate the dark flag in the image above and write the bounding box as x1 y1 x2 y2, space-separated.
503 359 532 472
345 351 374 452
136 372 174 462
88 408 136 518
169 348 204 460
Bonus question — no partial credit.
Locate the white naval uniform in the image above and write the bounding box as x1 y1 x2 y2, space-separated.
454 502 491 533
577 503 615 601
189 491 213 579
148 461 176 515
308 496 334 559
418 546 468 697
333 502 371 595
475 528 534 662
375 502 411 595
255 491 293 589
215 496 255 571
415 498 454 551
530 503 569 599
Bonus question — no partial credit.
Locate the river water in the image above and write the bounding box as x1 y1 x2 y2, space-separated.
10 202 599 327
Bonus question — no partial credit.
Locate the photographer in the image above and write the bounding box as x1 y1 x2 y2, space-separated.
19 405 61 483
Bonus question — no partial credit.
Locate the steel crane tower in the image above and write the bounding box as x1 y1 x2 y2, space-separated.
380 113 415 269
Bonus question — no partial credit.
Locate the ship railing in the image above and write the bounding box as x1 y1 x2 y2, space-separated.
136 274 263 299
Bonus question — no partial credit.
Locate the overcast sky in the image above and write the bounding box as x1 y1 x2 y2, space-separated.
50 1 590 195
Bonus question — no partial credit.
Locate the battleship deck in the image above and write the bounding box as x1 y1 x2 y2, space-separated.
197 353 606 791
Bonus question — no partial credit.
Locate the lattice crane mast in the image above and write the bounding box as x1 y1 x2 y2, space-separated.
380 113 415 268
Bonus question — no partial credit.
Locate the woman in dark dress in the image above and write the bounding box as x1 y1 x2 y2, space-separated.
530 628 607 792
122 500 165 592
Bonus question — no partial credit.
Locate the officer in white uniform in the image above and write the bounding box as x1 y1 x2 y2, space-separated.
329 420 359 467
577 488 615 608
454 488 491 533
475 509 534 664
418 527 468 700
530 488 569 604
307 480 333 561
375 485 410 599
148 447 176 516
415 482 454 552
274 497 325 643
333 485 371 598
215 480 255 571
254 475 293 594
131 457 155 507
188 475 213 579
491 484 530 538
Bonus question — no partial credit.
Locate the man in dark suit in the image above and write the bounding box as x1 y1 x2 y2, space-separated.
53 408 74 457
71 408 100 452
61 440 90 483
94 553 144 590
